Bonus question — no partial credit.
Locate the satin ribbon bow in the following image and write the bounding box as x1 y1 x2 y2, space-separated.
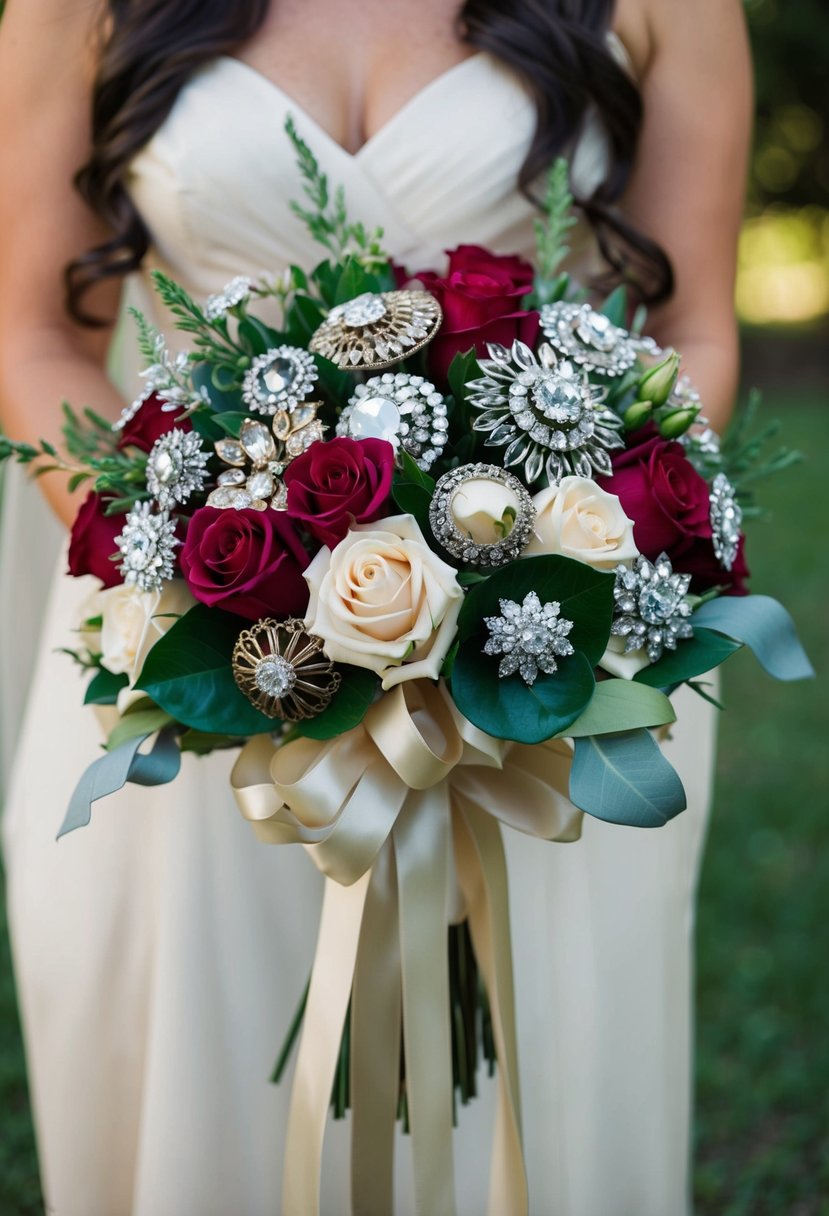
232 679 582 1216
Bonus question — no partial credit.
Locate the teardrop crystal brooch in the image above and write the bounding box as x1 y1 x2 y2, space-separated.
309 290 442 370
115 501 179 592
709 473 742 571
540 302 656 376
231 618 341 720
429 464 535 567
468 340 625 484
336 372 449 470
242 346 319 415
483 591 575 685
146 428 210 508
208 408 325 512
611 553 694 663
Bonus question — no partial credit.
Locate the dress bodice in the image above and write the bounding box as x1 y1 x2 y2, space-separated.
126 46 624 297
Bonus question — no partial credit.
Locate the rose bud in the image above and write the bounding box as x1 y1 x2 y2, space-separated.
450 477 522 545
658 406 701 440
622 400 654 432
638 351 681 407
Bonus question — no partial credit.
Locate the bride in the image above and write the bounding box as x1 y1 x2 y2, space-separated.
0 0 751 1213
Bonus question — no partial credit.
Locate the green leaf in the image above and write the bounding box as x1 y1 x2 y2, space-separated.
633 627 743 688
564 679 676 737
237 316 285 357
106 707 175 751
569 729 686 827
692 594 814 681
399 449 436 492
451 646 595 744
295 667 378 740
135 604 277 736
84 668 129 706
456 555 615 667
599 285 628 327
391 481 433 534
178 730 247 754
446 348 481 407
285 294 325 344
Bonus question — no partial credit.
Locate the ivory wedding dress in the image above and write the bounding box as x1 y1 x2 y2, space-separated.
1 45 716 1216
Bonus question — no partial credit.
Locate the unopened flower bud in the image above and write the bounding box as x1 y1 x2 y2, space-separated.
638 351 681 407
622 400 653 431
658 406 700 439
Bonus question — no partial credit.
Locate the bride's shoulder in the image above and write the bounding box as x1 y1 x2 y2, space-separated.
614 0 750 82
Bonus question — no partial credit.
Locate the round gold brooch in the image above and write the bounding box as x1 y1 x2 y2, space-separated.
308 289 442 370
231 618 341 721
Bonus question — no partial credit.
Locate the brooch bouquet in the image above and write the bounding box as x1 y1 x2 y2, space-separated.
0 123 812 1215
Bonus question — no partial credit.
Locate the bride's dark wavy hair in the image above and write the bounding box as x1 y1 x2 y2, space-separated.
66 0 673 323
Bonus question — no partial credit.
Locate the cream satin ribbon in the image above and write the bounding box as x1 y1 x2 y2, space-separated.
231 680 583 1216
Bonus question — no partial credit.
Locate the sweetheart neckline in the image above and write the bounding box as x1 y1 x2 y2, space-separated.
214 51 491 160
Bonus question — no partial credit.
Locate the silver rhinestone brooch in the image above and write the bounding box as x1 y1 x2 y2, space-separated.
429 463 535 567
242 346 319 415
468 340 624 485
146 428 210 508
209 407 326 512
115 502 178 592
309 289 442 370
540 302 655 376
483 591 575 684
204 275 253 321
336 372 449 470
709 473 742 571
611 553 694 664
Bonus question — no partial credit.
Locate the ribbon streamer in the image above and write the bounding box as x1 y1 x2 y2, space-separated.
231 680 583 1215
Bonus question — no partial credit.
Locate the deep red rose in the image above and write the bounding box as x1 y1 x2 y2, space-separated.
180 508 310 620
414 245 539 384
284 436 394 548
673 533 751 597
117 392 190 453
600 436 713 558
67 492 123 588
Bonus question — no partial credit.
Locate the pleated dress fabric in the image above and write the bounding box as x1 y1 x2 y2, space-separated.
1 48 715 1216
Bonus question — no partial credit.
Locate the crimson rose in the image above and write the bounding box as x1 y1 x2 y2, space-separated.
600 436 713 557
118 392 190 453
180 508 310 620
673 534 750 596
67 492 123 588
284 436 394 548
415 245 539 383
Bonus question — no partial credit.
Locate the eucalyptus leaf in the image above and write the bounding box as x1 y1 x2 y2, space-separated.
84 668 129 707
106 707 175 751
570 729 687 827
136 604 277 736
563 679 676 738
295 667 378 740
692 594 814 681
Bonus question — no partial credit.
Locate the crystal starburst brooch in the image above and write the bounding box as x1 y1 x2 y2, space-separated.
242 346 319 415
611 553 694 663
539 302 656 376
468 340 625 484
115 501 179 592
709 473 742 571
483 591 575 684
336 372 449 470
231 618 341 720
146 428 210 508
309 289 442 370
429 463 535 567
208 408 325 511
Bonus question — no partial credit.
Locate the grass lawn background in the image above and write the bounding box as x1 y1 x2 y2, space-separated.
1 391 826 1215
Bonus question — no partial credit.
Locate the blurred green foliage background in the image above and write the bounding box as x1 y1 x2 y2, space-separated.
1 1 827 1213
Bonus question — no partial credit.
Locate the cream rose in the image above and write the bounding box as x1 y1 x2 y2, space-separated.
303 513 463 690
450 478 522 545
525 476 639 569
98 579 195 683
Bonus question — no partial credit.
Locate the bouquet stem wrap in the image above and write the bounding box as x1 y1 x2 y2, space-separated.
231 681 582 1216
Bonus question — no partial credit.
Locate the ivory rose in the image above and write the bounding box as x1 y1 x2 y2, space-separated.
98 579 195 683
450 478 522 545
525 476 639 570
303 514 463 689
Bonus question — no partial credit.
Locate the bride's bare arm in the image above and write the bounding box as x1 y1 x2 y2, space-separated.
0 0 125 529
615 0 753 432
